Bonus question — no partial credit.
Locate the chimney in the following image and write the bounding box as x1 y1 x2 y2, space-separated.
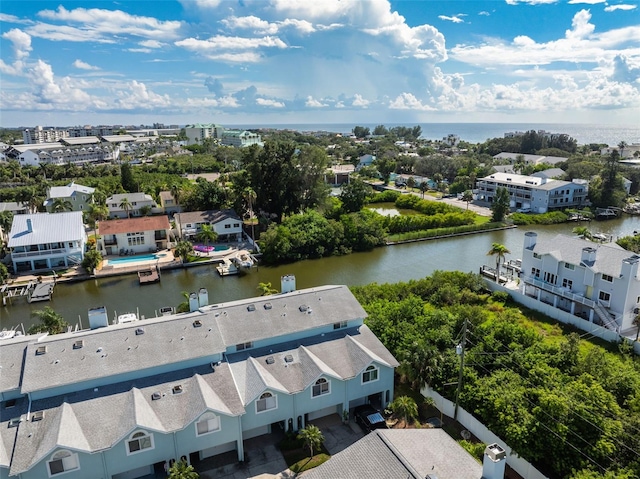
281 274 296 294
88 306 109 330
523 231 537 250
482 443 506 479
188 292 199 312
581 247 597 266
620 256 640 280
198 288 209 307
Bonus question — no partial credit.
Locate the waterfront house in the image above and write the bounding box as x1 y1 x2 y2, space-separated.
0 281 398 479
174 209 243 243
97 216 171 255
475 172 588 213
106 193 158 219
356 154 376 170
44 182 95 213
519 232 640 333
492 152 568 166
7 212 86 273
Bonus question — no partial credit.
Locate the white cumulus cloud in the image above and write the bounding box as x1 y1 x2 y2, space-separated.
604 4 637 11
256 98 285 107
73 59 100 70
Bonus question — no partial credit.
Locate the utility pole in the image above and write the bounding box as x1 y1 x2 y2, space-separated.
454 318 468 422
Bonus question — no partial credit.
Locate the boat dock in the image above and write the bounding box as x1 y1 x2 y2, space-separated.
138 266 160 285
1 280 56 305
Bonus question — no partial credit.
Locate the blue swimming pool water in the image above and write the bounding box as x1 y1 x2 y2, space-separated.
108 254 160 265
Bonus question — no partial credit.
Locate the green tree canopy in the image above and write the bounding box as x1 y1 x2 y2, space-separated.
491 187 510 222
27 307 69 335
297 424 325 458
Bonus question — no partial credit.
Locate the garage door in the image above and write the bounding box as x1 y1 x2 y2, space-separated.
243 424 269 440
200 441 237 459
307 405 339 421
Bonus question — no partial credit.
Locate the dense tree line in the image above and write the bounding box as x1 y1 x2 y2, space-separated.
351 272 640 479
477 130 578 156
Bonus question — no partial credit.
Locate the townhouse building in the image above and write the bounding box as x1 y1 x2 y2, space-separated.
476 172 588 213
520 232 640 332
7 212 86 273
0 282 398 479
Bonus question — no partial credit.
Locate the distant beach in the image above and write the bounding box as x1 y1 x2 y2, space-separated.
228 122 640 147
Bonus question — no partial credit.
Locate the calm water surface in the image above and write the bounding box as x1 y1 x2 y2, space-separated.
5 215 640 329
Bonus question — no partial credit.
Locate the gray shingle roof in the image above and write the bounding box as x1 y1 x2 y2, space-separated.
531 234 632 277
8 212 85 248
304 429 483 479
47 182 94 199
10 364 244 475
0 334 45 392
175 209 241 225
20 311 226 394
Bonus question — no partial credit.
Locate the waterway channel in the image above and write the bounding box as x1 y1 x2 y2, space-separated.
5 214 640 330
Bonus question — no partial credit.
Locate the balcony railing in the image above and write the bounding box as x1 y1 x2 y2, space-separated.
523 275 595 308
11 248 69 258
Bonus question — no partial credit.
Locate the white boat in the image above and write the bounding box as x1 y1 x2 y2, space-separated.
216 259 239 276
115 313 139 324
233 251 254 269
0 329 22 340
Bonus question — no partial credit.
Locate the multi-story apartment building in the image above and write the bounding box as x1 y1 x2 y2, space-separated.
475 172 588 213
22 126 69 144
221 130 263 148
0 282 398 479
520 232 640 332
7 212 86 273
67 125 116 137
183 123 224 146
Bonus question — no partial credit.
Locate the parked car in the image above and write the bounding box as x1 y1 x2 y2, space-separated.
354 405 388 433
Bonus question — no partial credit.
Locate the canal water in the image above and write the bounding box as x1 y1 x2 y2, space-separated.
5 215 640 329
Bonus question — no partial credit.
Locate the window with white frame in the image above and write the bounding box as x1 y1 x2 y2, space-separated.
564 262 575 270
533 253 541 259
602 274 613 283
599 291 611 302
312 378 330 397
362 365 379 383
126 232 145 246
196 412 221 436
127 431 154 455
562 279 573 290
531 268 540 278
256 392 277 413
48 450 79 476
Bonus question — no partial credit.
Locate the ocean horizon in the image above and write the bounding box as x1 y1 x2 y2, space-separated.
227 122 640 147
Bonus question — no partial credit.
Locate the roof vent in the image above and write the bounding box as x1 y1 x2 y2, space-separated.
36 346 47 355
151 392 162 401
193 320 202 328
73 340 84 349
299 305 308 312
135 327 145 335
247 304 256 312
172 385 183 394
266 356 275 365
8 417 21 428
31 411 44 422
284 354 294 363
264 303 272 310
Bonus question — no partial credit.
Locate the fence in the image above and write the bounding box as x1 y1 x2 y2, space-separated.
421 386 549 479
484 280 640 354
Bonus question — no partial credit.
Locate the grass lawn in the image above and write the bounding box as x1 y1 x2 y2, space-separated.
283 450 330 473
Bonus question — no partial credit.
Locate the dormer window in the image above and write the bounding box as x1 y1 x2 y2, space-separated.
48 450 79 476
362 365 379 384
127 431 154 455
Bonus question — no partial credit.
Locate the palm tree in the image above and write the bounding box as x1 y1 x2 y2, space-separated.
0 211 13 242
398 341 441 390
244 187 257 243
169 459 199 479
487 242 510 283
572 226 592 240
257 282 278 296
51 198 73 213
170 183 183 208
196 224 218 247
119 197 133 218
27 307 69 335
174 240 193 265
297 425 325 458
634 313 640 341
390 396 418 428
462 190 473 210
618 141 628 158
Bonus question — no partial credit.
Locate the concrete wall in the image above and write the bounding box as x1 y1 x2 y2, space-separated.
422 386 548 479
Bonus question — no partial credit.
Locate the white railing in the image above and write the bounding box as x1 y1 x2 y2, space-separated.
522 275 595 308
11 248 68 258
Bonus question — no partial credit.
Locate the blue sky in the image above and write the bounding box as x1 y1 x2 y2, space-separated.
1 0 639 127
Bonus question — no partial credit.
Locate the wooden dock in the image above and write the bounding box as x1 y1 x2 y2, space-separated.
1 280 55 305
28 283 55 303
138 267 160 285
138 266 160 284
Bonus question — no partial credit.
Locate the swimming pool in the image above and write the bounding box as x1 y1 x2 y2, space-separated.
193 245 230 253
108 254 162 265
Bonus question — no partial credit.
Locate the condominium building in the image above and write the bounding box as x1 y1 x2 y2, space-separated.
475 172 588 213
22 126 69 144
184 124 224 146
